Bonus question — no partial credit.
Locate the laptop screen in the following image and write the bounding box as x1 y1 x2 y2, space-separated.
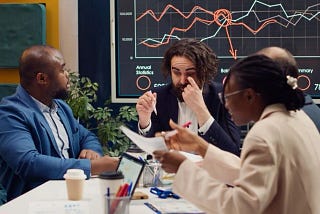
116 152 145 196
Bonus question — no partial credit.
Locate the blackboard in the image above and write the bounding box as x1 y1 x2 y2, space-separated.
0 4 46 68
110 0 320 103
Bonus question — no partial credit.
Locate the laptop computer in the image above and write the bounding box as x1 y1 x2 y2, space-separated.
116 152 146 197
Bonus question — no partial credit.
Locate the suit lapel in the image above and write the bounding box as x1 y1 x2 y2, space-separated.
202 83 210 107
17 85 62 156
168 87 179 123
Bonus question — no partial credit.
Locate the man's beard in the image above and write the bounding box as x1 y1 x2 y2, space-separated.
54 89 69 100
172 83 188 102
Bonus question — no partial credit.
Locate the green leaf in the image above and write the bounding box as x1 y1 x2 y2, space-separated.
66 72 138 156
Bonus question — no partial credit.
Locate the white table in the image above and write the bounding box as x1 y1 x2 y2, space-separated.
0 178 156 213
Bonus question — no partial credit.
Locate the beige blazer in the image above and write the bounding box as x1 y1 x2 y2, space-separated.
173 104 320 214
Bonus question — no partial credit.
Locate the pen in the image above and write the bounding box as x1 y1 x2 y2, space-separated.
106 187 111 213
144 202 161 214
119 183 129 197
139 156 145 162
182 121 192 128
127 182 133 196
164 121 192 139
110 183 129 213
139 156 149 165
106 187 110 197
153 104 157 116
149 90 157 115
140 156 156 177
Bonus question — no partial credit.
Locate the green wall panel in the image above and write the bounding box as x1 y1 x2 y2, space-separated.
0 4 46 68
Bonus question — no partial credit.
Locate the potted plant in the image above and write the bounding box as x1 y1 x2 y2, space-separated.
66 72 138 156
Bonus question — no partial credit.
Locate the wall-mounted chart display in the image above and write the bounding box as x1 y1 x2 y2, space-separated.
110 0 320 103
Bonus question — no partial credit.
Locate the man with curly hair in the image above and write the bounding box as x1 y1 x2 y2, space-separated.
136 38 241 155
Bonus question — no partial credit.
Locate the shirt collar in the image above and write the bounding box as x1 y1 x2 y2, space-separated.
31 97 58 114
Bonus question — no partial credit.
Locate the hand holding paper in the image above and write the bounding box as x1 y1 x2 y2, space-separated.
119 126 168 154
119 126 203 162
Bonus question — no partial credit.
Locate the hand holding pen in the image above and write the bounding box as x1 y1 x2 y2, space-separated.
146 90 158 115
136 90 157 129
149 90 157 115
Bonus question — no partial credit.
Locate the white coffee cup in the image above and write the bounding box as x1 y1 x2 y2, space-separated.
63 169 87 200
99 171 124 195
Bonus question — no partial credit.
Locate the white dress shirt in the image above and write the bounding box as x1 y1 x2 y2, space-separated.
139 99 214 135
33 98 70 159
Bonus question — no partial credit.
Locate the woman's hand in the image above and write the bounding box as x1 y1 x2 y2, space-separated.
161 120 209 156
153 150 187 173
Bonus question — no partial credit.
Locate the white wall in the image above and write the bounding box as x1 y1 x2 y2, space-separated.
59 0 78 73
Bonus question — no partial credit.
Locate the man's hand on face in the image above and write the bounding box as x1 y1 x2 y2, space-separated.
182 77 206 111
182 77 211 126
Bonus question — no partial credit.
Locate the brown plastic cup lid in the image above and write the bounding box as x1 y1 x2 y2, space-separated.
98 171 124 180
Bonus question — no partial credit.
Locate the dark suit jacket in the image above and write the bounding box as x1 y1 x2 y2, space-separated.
303 94 320 132
0 85 103 201
147 82 241 156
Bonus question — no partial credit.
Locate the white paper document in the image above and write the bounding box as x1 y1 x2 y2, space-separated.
120 126 203 162
146 199 205 214
120 125 168 154
29 201 90 214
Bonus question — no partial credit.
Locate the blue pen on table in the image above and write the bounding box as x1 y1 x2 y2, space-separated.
127 181 133 196
106 187 110 197
144 202 161 214
106 187 111 212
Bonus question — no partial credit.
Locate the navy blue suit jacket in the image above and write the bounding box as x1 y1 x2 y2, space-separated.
146 82 241 155
303 94 320 132
0 85 103 201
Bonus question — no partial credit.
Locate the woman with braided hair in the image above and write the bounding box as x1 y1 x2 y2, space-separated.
154 54 320 214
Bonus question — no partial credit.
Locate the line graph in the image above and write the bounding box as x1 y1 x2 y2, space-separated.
111 0 320 101
135 0 320 59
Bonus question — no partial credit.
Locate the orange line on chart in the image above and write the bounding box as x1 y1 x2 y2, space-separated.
139 17 215 48
214 9 279 59
137 5 280 59
136 4 215 22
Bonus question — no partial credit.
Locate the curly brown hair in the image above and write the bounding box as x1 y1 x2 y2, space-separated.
161 38 219 87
